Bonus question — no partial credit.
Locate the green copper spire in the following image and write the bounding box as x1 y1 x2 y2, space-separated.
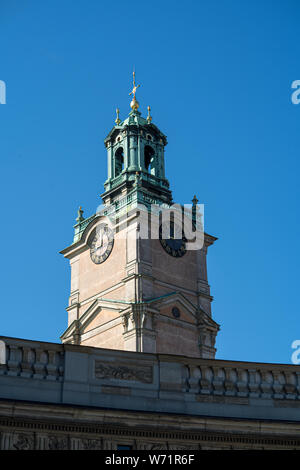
101 72 171 211
72 74 174 243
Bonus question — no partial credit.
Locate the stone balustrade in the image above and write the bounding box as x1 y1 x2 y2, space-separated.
0 336 299 421
185 360 300 401
0 337 64 382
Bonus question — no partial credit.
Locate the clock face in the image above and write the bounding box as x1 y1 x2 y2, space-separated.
159 221 187 258
89 224 114 264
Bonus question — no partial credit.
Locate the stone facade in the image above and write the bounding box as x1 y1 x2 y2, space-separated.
61 221 219 358
0 336 300 450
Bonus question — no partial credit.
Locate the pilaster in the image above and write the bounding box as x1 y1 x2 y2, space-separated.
122 304 157 353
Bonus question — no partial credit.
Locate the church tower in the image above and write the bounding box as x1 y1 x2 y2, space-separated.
60 74 220 358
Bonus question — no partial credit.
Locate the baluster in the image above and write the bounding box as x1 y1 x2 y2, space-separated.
188 365 201 394
224 368 237 396
260 370 273 398
295 371 300 399
46 350 58 380
272 371 284 399
247 369 261 397
58 351 64 382
199 366 213 395
236 368 249 397
20 347 34 378
34 349 47 379
7 345 21 377
284 371 297 399
212 366 225 396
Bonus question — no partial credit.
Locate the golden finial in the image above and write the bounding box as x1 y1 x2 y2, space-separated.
115 108 121 125
147 105 152 124
129 70 140 110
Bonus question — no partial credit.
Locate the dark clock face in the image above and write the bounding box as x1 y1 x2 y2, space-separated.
89 224 114 264
159 221 187 257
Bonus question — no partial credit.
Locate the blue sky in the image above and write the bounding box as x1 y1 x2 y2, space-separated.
0 0 299 363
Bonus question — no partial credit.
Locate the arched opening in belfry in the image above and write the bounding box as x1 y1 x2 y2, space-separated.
115 147 124 177
144 145 155 174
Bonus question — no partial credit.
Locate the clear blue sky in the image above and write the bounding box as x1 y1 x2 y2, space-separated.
1 0 299 364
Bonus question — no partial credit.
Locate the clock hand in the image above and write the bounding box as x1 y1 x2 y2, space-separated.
92 242 103 252
94 233 103 250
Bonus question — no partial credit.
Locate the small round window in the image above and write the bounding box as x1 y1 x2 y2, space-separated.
172 307 181 318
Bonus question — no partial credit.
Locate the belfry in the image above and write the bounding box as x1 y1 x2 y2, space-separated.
60 73 220 358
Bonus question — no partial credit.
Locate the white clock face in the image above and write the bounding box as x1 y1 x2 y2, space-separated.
89 224 114 264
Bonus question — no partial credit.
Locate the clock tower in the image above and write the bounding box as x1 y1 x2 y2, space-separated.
60 75 220 359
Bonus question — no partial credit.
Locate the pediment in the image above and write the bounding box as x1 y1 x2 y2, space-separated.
146 291 198 323
144 291 220 330
60 298 126 342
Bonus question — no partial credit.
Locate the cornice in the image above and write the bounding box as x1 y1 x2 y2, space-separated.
0 412 299 449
